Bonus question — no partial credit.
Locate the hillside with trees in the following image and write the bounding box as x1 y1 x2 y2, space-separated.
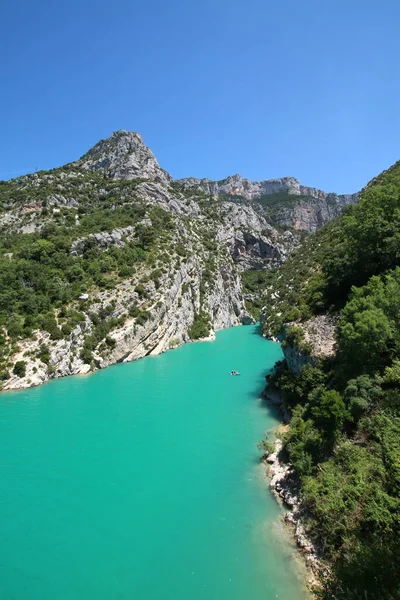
260 160 400 599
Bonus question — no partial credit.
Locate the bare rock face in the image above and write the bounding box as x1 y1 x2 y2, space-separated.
74 130 171 184
232 229 286 269
269 194 358 232
273 315 338 377
70 225 136 255
178 174 358 233
216 201 298 270
179 173 357 204
137 181 200 216
300 315 338 358
179 174 302 199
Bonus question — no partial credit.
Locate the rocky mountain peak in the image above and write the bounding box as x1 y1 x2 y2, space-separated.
73 130 172 185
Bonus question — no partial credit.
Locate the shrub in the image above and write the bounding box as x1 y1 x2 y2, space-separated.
13 361 27 378
105 335 116 348
257 438 275 455
135 284 146 298
136 310 149 326
80 346 93 364
61 323 73 337
310 389 348 437
129 305 140 318
38 344 50 364
188 312 210 340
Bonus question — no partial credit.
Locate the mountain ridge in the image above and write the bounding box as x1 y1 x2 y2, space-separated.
178 172 358 204
72 129 358 210
2 130 358 234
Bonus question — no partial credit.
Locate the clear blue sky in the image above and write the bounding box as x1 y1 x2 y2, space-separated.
1 0 400 192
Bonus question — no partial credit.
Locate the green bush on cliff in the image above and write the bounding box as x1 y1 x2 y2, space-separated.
13 361 26 378
282 325 304 348
188 312 210 340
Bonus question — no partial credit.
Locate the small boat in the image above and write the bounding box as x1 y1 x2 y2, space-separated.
229 371 240 376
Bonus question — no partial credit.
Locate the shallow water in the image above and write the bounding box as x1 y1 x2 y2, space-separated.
0 325 307 599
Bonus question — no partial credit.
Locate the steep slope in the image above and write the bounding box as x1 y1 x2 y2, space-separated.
259 161 400 599
0 131 355 391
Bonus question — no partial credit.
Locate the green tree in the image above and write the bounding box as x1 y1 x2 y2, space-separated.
310 390 348 437
13 361 26 378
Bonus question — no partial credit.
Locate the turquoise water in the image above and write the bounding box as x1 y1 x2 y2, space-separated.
0 325 307 600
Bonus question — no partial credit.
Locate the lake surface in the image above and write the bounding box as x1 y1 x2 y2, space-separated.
0 325 307 599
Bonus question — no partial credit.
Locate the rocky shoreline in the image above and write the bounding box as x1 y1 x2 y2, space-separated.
262 389 329 595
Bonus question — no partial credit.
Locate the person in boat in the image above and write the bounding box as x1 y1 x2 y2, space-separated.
230 370 240 376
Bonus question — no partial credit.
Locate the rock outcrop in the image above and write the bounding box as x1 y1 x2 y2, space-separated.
277 315 338 376
179 173 357 205
70 225 137 255
74 130 172 184
216 201 297 270
179 173 358 232
269 195 357 232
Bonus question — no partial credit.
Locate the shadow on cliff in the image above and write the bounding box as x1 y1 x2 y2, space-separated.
247 367 282 417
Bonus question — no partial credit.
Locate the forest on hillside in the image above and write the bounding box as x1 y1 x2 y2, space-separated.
261 161 400 599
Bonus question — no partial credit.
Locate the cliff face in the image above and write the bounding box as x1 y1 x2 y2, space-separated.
179 173 358 232
178 172 357 205
0 131 356 391
3 252 244 391
268 194 358 232
277 315 337 376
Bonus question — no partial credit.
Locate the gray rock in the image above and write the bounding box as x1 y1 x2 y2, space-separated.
276 314 338 376
179 172 357 205
74 130 171 185
70 225 136 255
240 313 256 325
178 173 358 233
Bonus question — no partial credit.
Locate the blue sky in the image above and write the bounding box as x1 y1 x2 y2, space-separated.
1 0 400 192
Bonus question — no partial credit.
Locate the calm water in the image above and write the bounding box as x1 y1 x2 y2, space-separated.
0 325 307 600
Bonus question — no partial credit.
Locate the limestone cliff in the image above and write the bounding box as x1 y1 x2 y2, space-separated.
179 173 358 232
278 315 337 376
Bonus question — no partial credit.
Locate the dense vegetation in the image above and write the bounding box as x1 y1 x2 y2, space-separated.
240 268 276 318
261 161 400 599
187 311 211 340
